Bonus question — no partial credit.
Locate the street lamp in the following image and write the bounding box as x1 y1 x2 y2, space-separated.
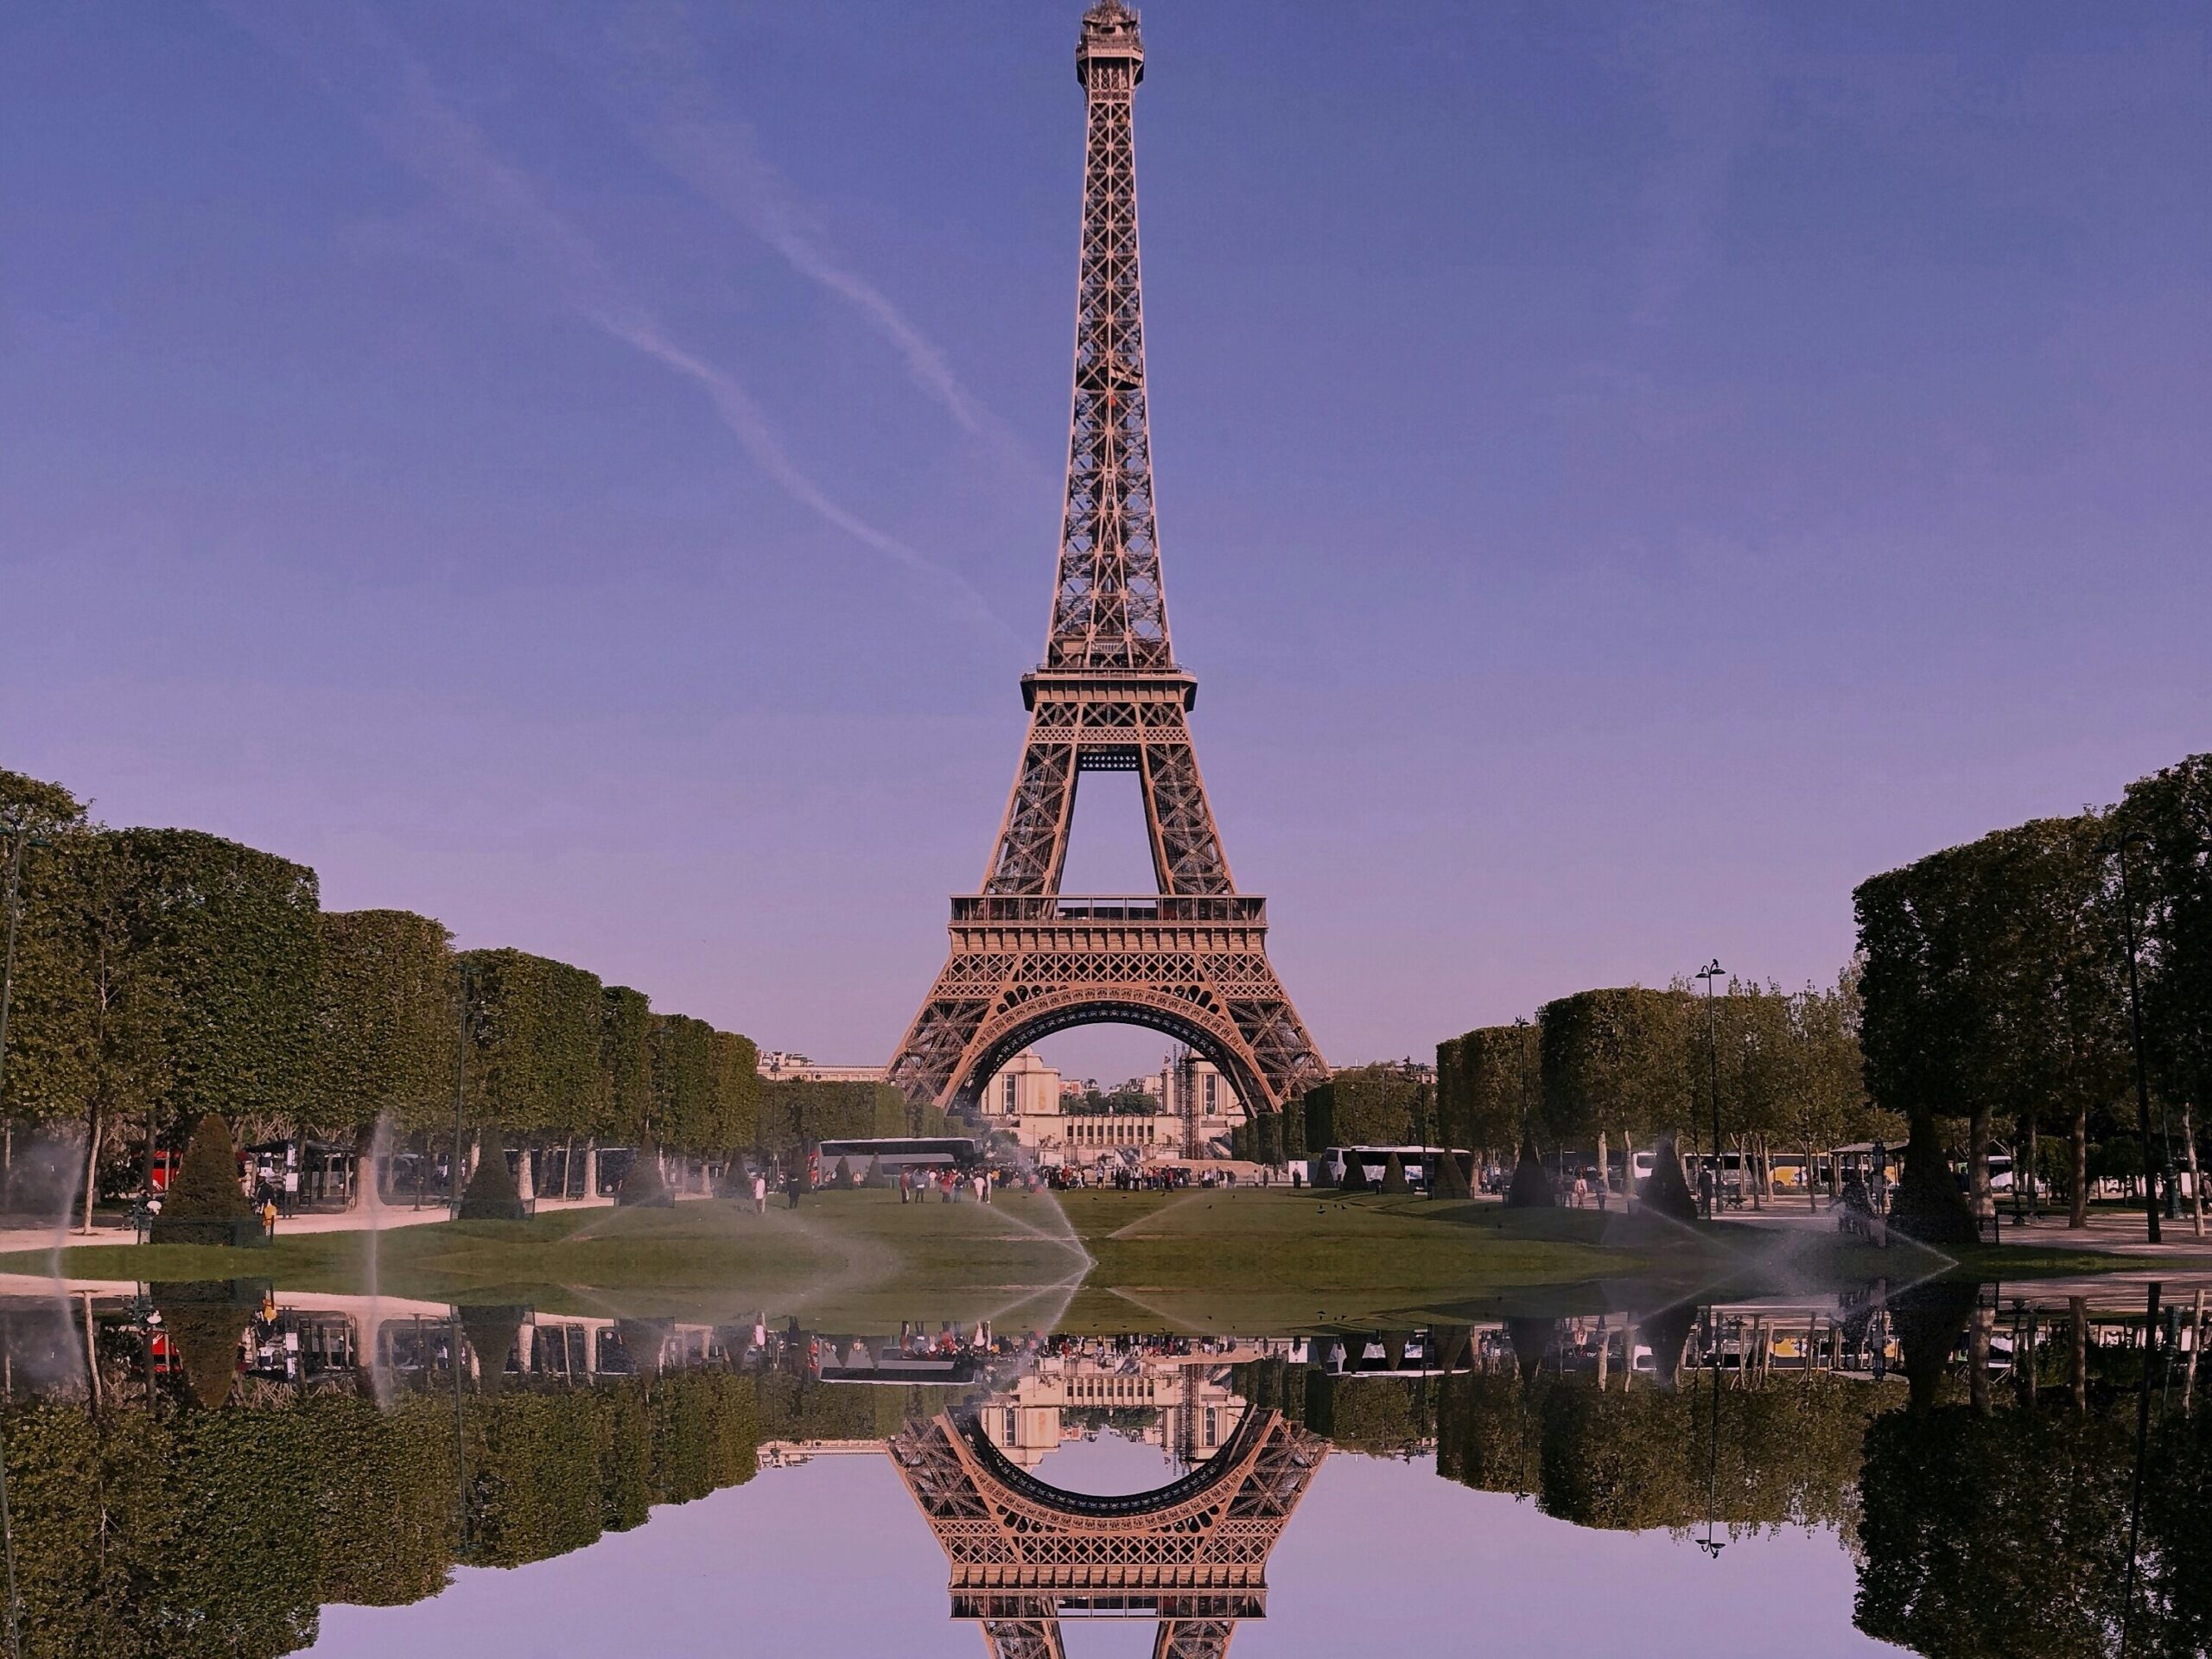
1696 960 1725 1220
1698 1309 1725 1561
2101 831 2163 1244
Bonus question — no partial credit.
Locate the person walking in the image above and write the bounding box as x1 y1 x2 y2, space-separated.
751 1169 767 1217
899 1168 912 1205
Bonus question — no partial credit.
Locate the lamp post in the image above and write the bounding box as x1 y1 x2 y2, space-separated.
1698 1309 1725 1561
2101 831 2163 1244
1696 960 1725 1220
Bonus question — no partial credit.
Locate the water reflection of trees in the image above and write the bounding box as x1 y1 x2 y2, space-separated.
2 1292 2207 1659
0 1306 780 1658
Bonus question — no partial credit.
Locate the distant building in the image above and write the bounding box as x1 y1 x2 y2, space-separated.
755 1051 887 1084
1160 1048 1246 1160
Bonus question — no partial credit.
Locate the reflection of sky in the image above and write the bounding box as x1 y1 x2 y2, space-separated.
307 1438 1890 1658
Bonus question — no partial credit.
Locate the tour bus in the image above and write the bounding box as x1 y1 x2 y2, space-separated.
811 1135 984 1182
1319 1146 1465 1190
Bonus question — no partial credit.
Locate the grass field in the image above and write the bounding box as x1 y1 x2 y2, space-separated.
1 1188 2187 1332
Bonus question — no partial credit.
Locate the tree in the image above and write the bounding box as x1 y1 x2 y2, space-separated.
121 830 321 1144
1639 1132 1697 1221
1854 861 1984 1245
1538 988 1691 1202
709 1029 761 1154
161 1114 251 1222
599 985 652 1144
1452 1024 1540 1162
1856 818 2124 1242
460 949 605 1141
1504 1139 1554 1208
457 1126 525 1221
617 1140 672 1207
1379 1151 1409 1193
1303 1065 1423 1149
0 771 96 1137
648 1014 716 1153
2121 753 2212 1236
315 910 457 1142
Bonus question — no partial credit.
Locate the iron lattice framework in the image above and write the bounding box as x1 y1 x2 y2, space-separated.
887 0 1325 1118
890 1406 1326 1659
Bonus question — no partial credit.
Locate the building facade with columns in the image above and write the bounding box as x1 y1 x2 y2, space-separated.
970 1046 1249 1165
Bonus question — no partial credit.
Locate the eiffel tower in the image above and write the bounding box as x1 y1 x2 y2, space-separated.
887 0 1325 1121
892 1405 1327 1659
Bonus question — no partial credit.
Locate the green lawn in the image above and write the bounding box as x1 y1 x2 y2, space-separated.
3 1188 2186 1333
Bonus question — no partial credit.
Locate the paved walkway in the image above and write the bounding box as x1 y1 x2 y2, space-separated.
1719 1196 2212 1261
0 1189 737 1259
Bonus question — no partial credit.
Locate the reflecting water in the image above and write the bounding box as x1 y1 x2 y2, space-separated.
0 1281 2204 1656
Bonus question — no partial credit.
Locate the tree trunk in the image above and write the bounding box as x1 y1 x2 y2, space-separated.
1595 1129 1609 1203
79 1103 102 1233
2025 1114 2038 1220
1621 1128 1637 1214
1968 1303 1992 1414
2187 1288 2204 1411
1967 1105 1993 1225
2069 1109 2088 1228
2182 1100 2204 1240
1805 1141 1818 1212
2069 1298 2088 1414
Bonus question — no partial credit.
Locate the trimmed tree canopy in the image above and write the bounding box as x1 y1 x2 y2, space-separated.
164 1114 251 1220
316 909 457 1139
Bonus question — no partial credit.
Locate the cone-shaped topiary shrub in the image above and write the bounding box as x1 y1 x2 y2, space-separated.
459 1128 526 1222
460 1304 527 1391
830 1156 855 1191
1640 1300 1699 1390
861 1155 887 1189
1431 1147 1473 1200
163 1115 251 1221
618 1142 674 1208
1638 1134 1699 1223
1337 1152 1370 1193
1506 1316 1556 1383
153 1282 249 1408
1504 1141 1556 1209
1890 1141 1978 1247
1380 1153 1411 1194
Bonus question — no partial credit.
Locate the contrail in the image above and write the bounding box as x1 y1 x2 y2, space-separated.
226 3 1014 634
576 4 1039 472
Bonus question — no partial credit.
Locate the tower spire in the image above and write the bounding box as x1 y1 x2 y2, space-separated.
1052 0 1162 671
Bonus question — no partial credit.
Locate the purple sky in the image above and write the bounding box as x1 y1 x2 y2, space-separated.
308 1441 1889 1658
4 2 2208 1080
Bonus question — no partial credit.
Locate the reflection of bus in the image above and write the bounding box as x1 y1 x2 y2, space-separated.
812 1136 983 1179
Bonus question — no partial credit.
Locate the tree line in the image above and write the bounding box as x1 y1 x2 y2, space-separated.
0 768 769 1214
1425 751 2210 1236
1433 976 1879 1202
1856 753 2210 1242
